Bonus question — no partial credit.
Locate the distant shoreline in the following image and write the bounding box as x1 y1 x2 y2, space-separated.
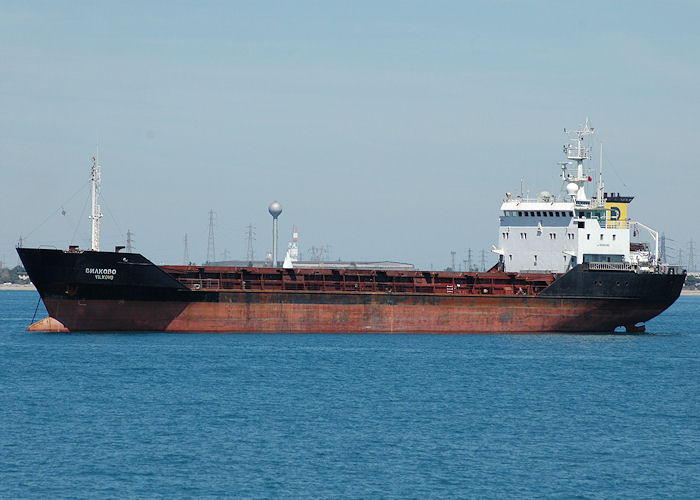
0 284 36 291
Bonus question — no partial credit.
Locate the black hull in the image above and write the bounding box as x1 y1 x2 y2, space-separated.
17 248 686 333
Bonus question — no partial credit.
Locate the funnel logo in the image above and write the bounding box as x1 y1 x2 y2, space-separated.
610 206 621 221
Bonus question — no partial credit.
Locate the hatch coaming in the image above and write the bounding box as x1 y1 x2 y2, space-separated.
160 264 557 296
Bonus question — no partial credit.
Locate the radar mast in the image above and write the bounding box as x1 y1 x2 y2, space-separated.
562 117 594 202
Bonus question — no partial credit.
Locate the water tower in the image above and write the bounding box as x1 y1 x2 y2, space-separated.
268 201 283 267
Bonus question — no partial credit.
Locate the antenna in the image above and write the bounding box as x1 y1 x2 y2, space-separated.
184 233 189 265
89 153 103 251
126 230 134 252
206 210 216 263
562 118 595 202
597 143 605 205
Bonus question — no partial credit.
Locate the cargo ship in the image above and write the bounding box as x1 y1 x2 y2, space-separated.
18 120 685 333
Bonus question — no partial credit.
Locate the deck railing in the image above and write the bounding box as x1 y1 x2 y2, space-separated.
598 219 630 229
584 262 635 272
172 270 556 296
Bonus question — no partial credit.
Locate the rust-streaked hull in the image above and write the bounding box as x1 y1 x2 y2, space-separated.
19 248 686 334
35 292 676 334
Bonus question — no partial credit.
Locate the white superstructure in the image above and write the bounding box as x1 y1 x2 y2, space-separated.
494 119 658 274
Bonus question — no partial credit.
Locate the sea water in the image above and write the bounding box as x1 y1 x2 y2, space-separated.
1 291 698 498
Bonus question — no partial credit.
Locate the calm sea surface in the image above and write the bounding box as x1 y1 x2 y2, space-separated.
1 291 698 498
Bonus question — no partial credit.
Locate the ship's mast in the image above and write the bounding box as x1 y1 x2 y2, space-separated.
89 153 103 251
597 143 605 204
562 117 595 202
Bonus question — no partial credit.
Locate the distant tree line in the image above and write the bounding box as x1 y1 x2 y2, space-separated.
0 265 29 284
685 274 699 289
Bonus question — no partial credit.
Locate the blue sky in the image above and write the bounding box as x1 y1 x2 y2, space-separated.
2 1 699 269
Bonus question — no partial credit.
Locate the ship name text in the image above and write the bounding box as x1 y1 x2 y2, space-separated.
85 268 117 280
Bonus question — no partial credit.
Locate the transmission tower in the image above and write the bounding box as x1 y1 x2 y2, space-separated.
688 240 696 272
310 246 330 262
183 233 189 265
206 209 216 263
480 249 486 271
245 224 256 262
659 233 666 262
450 250 456 271
467 248 473 271
126 229 134 252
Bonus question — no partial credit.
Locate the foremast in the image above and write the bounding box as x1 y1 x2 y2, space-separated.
89 154 103 251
